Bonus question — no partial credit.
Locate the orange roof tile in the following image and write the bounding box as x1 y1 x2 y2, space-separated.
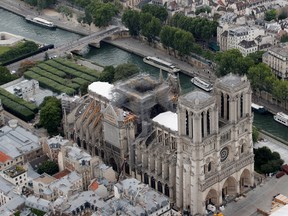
0 151 11 163
89 181 99 191
53 169 71 179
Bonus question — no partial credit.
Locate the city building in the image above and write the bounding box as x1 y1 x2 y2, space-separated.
0 122 42 167
64 72 254 215
61 94 82 114
263 43 288 79
56 178 172 216
218 23 266 52
0 165 27 187
42 135 70 162
58 145 100 190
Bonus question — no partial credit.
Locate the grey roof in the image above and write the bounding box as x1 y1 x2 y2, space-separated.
66 146 92 163
216 73 249 91
50 171 82 194
29 155 49 171
238 40 257 48
0 175 14 194
47 135 69 149
269 46 288 58
25 195 51 210
182 90 213 106
0 195 25 213
64 191 105 214
0 125 40 159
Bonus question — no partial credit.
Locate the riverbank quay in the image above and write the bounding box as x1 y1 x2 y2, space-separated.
253 95 288 114
256 131 288 162
0 0 95 36
105 38 217 81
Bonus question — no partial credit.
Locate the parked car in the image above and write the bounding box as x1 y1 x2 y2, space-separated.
276 171 285 178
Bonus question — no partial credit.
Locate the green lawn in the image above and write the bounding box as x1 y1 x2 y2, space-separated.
0 46 11 55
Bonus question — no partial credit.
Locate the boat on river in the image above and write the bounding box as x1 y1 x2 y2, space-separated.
143 56 180 73
274 112 288 126
25 16 56 30
191 76 213 92
251 103 268 114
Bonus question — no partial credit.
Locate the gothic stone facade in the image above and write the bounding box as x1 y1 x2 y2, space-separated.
64 73 254 215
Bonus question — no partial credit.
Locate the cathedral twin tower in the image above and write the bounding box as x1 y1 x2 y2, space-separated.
66 73 254 215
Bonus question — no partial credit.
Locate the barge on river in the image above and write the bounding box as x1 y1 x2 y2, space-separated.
143 56 180 73
274 112 288 126
251 103 268 114
191 76 213 92
25 16 56 30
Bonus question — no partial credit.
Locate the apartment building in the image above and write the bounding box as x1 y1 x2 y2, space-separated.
263 43 288 79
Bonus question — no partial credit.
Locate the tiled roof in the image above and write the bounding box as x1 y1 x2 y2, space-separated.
89 180 99 191
53 169 71 179
0 151 11 163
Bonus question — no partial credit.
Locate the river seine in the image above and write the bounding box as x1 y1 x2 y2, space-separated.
0 8 287 141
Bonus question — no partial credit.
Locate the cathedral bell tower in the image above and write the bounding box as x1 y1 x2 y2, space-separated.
176 90 217 214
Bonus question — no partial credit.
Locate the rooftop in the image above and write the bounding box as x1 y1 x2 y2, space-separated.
0 151 11 163
66 145 92 164
34 173 56 185
47 135 69 149
53 169 71 179
0 125 40 159
152 111 178 132
88 82 114 100
215 73 249 91
3 165 26 178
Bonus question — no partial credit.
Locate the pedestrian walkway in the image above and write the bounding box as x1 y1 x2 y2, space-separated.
253 96 288 114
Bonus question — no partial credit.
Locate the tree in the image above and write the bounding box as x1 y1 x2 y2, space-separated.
40 97 62 135
252 126 259 143
18 60 36 77
265 9 277 21
173 29 194 57
99 66 115 83
160 26 178 54
37 160 59 175
80 82 89 95
122 10 141 37
141 17 162 44
141 4 168 23
114 63 139 81
247 63 275 91
247 51 265 65
272 79 288 101
254 146 284 174
93 3 118 27
0 66 17 85
215 49 253 76
280 34 288 43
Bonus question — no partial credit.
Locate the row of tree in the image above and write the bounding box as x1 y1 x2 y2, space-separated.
23 0 56 10
79 0 119 28
0 41 38 64
169 13 217 42
215 49 288 101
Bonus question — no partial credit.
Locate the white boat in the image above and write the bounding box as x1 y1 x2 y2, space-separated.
191 76 213 92
274 112 288 126
251 103 267 114
25 16 56 29
143 56 180 73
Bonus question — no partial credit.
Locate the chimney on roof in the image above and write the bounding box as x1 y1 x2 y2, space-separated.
8 119 18 128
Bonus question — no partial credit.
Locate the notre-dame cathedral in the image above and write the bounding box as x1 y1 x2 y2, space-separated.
64 72 254 215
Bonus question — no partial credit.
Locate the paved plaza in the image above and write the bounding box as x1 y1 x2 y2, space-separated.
223 175 288 216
